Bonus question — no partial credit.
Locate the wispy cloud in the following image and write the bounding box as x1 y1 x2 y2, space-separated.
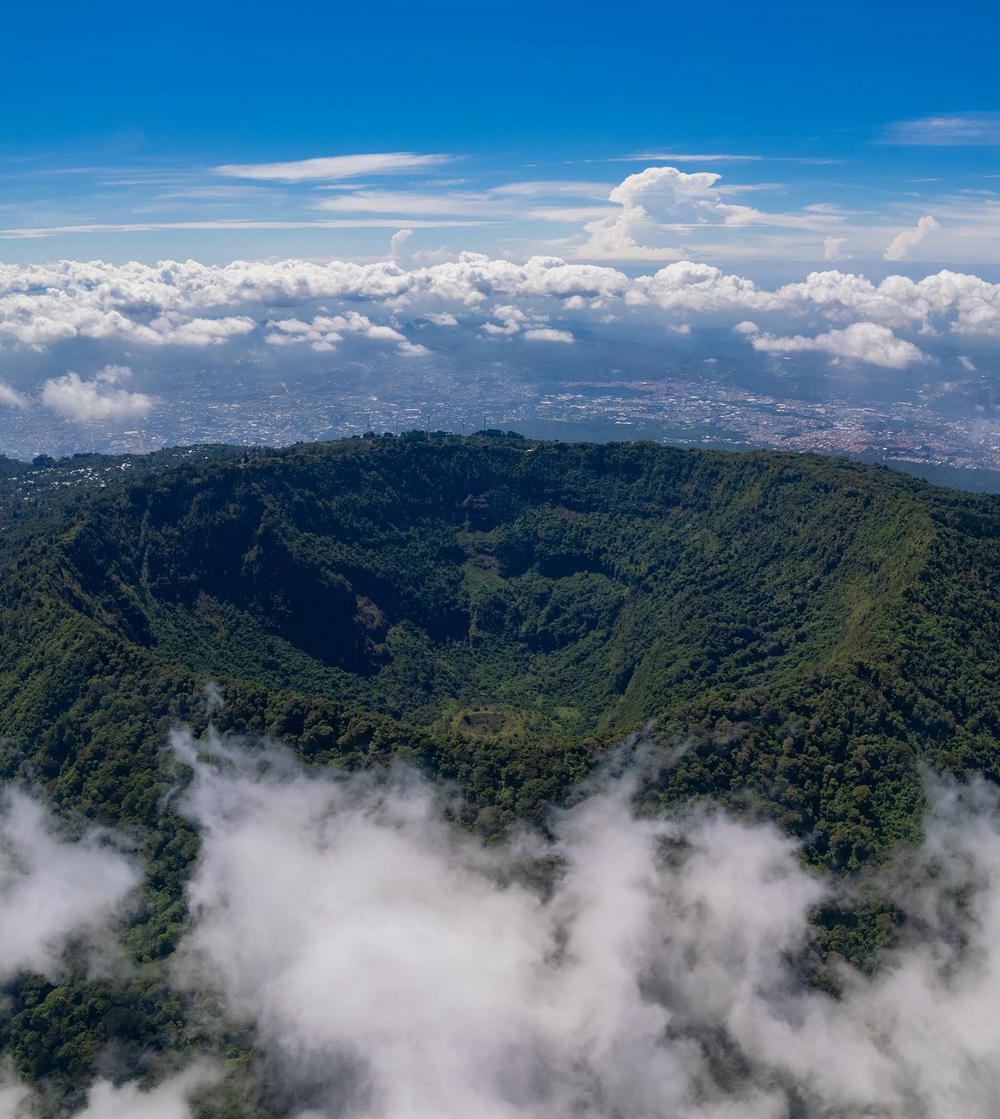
213 152 452 182
0 219 487 239
627 151 762 162
314 184 617 222
315 190 494 216
620 153 842 165
884 113 1000 146
491 180 614 198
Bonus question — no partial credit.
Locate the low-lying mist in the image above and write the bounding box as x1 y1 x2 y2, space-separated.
6 728 1000 1117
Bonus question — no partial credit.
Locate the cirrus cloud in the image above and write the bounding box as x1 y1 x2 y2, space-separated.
213 152 451 182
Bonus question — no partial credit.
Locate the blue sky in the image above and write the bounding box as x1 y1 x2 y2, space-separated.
2 0 998 267
3 0 1000 448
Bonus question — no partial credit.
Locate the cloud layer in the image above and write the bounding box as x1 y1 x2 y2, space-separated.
166 730 1000 1119
1 254 999 385
7 729 1000 1117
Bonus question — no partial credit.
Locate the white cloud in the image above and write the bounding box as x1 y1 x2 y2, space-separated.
0 219 486 239
749 321 927 368
390 228 413 259
491 180 614 198
734 320 760 334
482 305 527 336
0 382 28 408
884 215 940 261
1 1064 220 1119
627 152 763 162
314 183 617 224
0 1079 32 1118
959 354 977 371
824 235 851 261
140 313 256 346
524 327 575 343
316 190 494 216
264 312 420 356
0 788 139 982
70 1065 219 1119
422 311 459 326
578 166 844 260
580 166 720 260
41 366 156 422
213 152 451 182
886 113 1000 146
169 729 1000 1119
397 340 430 356
1 252 1000 373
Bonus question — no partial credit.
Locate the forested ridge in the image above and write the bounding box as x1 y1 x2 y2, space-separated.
3 431 1000 1113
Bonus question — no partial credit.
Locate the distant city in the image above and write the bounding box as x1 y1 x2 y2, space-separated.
4 348 1000 485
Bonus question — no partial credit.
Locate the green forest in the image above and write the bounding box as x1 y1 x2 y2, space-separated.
3 431 1000 1114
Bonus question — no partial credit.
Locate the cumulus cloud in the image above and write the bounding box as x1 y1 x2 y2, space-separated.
213 153 451 182
162 727 1000 1119
0 382 28 409
1 251 1000 375
823 235 851 261
579 166 716 260
0 788 139 982
41 366 156 422
140 313 256 347
482 304 528 336
749 322 927 368
523 327 575 343
579 166 842 260
264 311 419 355
390 228 413 259
422 311 459 326
959 354 977 371
397 340 430 357
885 215 940 261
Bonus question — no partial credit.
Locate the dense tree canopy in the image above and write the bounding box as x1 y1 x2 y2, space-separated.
2 433 1000 1112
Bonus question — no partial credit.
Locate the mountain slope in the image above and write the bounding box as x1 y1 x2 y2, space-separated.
3 433 1000 865
4 433 1000 1109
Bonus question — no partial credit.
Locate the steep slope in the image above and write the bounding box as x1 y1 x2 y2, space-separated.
3 433 1000 865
